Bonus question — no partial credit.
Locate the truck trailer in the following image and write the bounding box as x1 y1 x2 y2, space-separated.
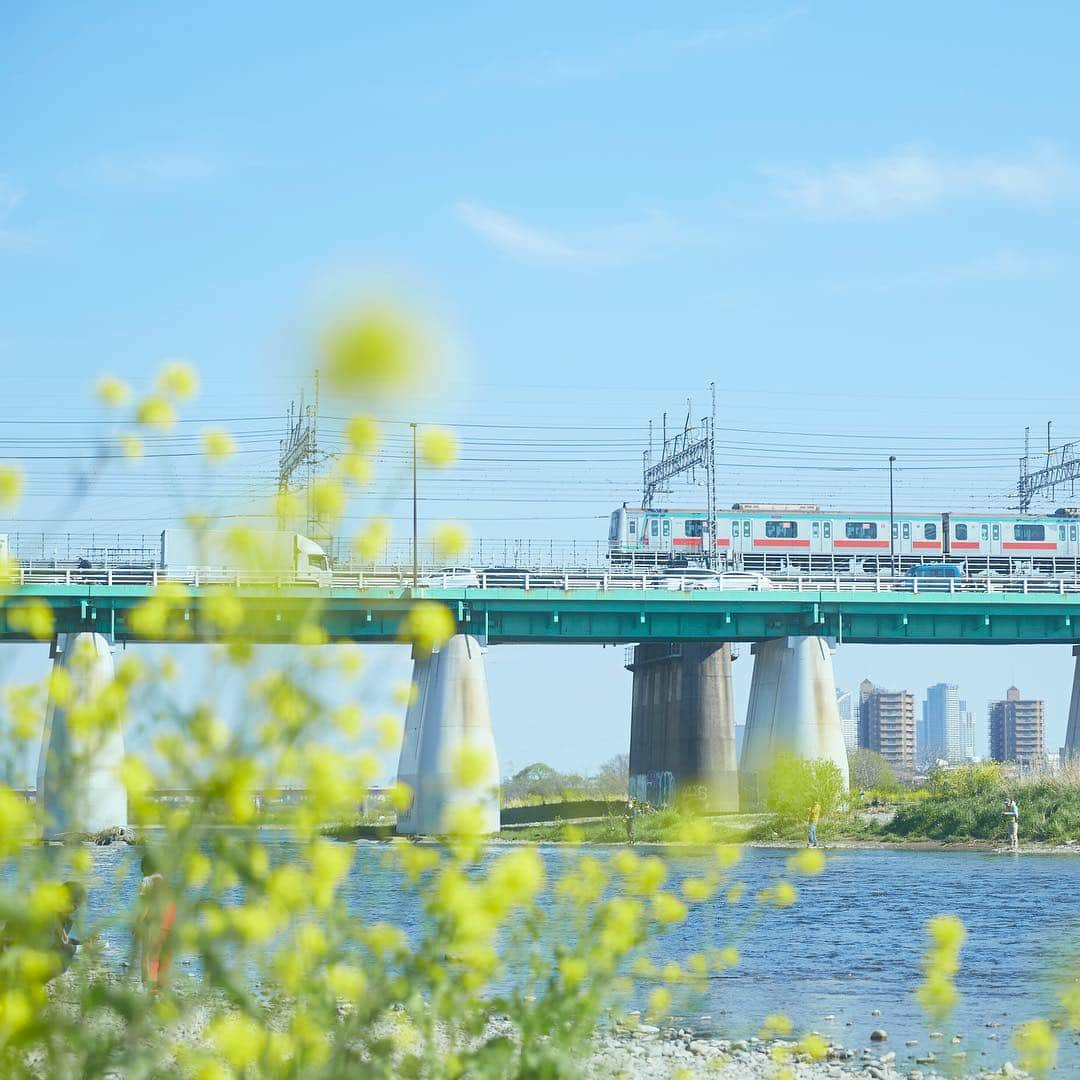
159 529 333 586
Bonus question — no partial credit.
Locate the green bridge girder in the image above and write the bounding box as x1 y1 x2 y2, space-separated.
2 583 1080 646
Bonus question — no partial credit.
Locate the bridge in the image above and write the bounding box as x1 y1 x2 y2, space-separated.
7 568 1080 838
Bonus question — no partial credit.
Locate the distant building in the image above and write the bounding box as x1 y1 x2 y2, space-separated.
836 688 857 750
922 683 962 764
859 679 916 769
960 700 976 761
988 687 1046 770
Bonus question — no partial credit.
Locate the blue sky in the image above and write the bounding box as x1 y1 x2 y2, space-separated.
3 2 1080 776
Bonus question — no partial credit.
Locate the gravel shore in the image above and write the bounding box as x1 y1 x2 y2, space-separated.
584 1025 1032 1079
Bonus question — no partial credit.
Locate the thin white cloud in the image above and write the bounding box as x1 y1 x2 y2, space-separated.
455 202 705 269
82 147 221 192
829 250 1059 293
767 146 1077 220
472 10 803 90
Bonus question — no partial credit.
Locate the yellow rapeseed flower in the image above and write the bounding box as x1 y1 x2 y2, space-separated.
311 478 346 522
419 427 457 467
771 880 798 908
646 987 671 1018
0 787 33 856
135 396 177 430
1012 1019 1057 1077
432 522 469 560
8 599 54 641
209 1014 266 1069
451 744 494 788
398 601 455 654
95 374 131 407
202 429 236 462
157 359 200 400
339 453 374 485
119 433 144 460
354 518 391 562
0 465 24 511
345 415 379 453
652 891 688 925
559 955 587 988
320 304 430 397
798 1033 829 1061
786 847 826 876
761 1012 793 1037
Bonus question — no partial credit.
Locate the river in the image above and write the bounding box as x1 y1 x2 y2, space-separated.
71 837 1080 1074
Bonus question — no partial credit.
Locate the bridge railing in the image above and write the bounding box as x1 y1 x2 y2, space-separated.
8 566 1080 595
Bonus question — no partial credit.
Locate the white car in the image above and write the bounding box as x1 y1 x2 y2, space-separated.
421 567 480 588
659 568 775 591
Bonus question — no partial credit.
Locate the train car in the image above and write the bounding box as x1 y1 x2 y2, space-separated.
944 511 1080 573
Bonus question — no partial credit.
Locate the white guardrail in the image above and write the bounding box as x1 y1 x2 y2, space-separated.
7 567 1080 595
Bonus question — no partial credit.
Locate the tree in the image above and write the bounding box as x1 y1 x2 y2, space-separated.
848 748 898 792
764 753 845 823
591 753 629 798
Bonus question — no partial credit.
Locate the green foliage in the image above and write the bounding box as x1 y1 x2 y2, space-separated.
501 754 629 806
924 761 1004 798
764 754 845 824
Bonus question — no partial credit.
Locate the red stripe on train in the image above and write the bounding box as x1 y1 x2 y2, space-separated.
951 541 980 550
833 539 890 548
1002 542 1058 550
752 538 811 548
912 541 942 550
672 538 730 547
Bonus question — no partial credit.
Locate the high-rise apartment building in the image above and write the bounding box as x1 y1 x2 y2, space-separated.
959 700 976 761
988 687 1046 769
922 683 962 764
859 679 916 769
836 688 857 750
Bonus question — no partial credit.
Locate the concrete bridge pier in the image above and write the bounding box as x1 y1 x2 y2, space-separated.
36 633 127 838
627 642 738 810
739 635 849 808
1065 646 1080 761
395 634 500 835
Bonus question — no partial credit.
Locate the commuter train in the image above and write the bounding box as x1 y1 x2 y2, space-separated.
607 503 1080 574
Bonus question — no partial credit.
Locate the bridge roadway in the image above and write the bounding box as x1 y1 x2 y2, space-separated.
4 568 1080 644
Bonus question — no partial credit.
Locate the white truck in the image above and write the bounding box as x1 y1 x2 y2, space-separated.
159 529 333 586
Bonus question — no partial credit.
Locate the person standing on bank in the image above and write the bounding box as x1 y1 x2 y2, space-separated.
1003 796 1019 852
807 801 822 847
626 798 637 845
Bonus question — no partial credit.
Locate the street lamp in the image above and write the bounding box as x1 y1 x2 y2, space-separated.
411 422 419 591
888 455 896 574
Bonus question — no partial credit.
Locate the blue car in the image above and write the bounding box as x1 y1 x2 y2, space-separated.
901 563 964 590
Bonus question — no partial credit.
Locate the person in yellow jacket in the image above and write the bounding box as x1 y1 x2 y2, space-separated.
807 801 822 847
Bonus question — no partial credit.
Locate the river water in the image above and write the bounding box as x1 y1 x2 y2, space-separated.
71 837 1080 1074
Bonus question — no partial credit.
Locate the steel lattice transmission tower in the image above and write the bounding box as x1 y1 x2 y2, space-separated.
642 383 718 567
276 372 327 538
1016 422 1080 512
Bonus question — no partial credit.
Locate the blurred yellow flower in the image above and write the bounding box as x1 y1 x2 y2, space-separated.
311 478 346 522
157 359 200 400
798 1033 829 1061
761 1012 792 1036
354 518 391 562
0 465 23 511
419 427 458 467
646 987 671 1018
652 891 688 925
432 522 469 561
786 847 826 876
345 415 380 453
208 1014 266 1069
340 453 374 485
1012 1019 1057 1076
135 396 177 430
95 374 131 407
202 429 236 462
772 881 798 908
119 433 144 460
398 601 455 654
320 304 430 397
451 744 493 788
8 599 54 641
559 955 587 988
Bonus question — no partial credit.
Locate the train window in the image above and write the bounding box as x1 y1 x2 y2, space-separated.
902 523 910 540
1060 525 1067 542
685 519 704 538
981 524 989 541
629 519 637 535
1072 525 1077 543
650 519 659 537
1014 523 1044 542
955 524 968 540
765 520 797 539
925 523 937 540
743 521 751 538
662 519 670 537
823 522 832 539
845 522 878 540
812 521 820 539
609 513 620 541
731 520 739 536
992 524 1001 541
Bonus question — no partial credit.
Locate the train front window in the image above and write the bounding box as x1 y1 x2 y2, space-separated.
1014 523 1044 542
845 522 878 540
925 522 937 540
764 520 797 539
955 523 968 540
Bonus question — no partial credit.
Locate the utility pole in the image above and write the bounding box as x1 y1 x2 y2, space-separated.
888 455 896 573
277 373 322 536
411 422 419 590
